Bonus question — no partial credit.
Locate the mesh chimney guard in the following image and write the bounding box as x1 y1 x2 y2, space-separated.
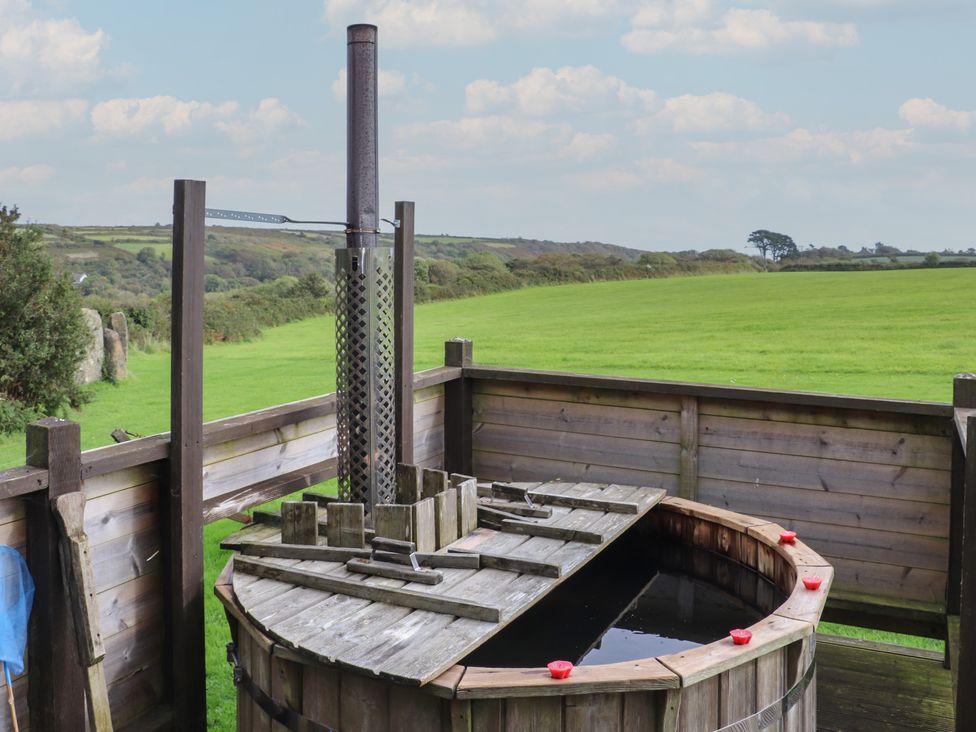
335 24 396 511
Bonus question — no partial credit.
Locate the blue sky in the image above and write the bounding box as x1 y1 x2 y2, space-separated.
1 0 973 252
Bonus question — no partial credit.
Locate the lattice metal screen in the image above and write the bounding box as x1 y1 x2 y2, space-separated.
335 247 397 509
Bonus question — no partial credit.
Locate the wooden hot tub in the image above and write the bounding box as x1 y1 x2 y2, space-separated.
216 484 831 732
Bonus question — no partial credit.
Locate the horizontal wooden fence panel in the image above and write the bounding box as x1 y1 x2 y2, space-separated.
470 376 954 617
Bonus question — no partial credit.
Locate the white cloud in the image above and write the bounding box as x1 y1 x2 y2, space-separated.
215 98 303 143
322 0 621 47
562 132 617 160
90 96 238 136
644 92 789 132
466 65 656 116
330 68 408 100
692 126 913 163
0 99 87 140
637 156 703 182
0 163 54 184
623 5 858 54
398 115 568 150
0 1 108 91
898 98 974 130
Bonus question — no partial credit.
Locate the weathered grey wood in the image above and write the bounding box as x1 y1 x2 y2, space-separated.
325 502 365 548
464 365 953 417
301 491 341 508
235 556 501 622
25 418 87 732
374 504 413 543
422 468 449 499
203 459 336 524
168 178 206 731
434 489 459 549
453 475 479 536
477 504 537 530
346 558 444 585
371 550 480 569
281 502 318 545
444 339 474 475
449 548 561 578
0 465 48 501
412 497 436 554
238 543 370 562
394 201 416 466
51 492 113 732
486 482 641 514
477 498 552 518
958 413 976 732
500 519 604 544
396 463 423 504
679 396 699 500
370 536 416 554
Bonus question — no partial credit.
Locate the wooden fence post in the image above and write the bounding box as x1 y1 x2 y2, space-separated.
444 339 473 476
955 375 976 731
948 374 975 616
25 417 87 731
166 179 207 730
678 396 699 500
394 201 415 465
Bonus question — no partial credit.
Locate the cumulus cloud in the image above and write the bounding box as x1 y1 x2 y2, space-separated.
398 115 568 150
642 92 789 132
0 1 108 91
90 96 238 136
0 163 54 184
898 98 974 130
692 126 913 163
330 68 408 100
215 98 303 143
622 3 858 54
322 0 620 47
0 99 87 140
466 65 656 116
562 132 617 160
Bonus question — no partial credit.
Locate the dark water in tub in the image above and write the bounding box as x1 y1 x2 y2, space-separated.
463 520 786 668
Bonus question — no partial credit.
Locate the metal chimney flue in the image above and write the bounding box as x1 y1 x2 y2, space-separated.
335 23 396 514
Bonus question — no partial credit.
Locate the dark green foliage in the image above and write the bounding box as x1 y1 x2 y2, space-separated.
0 206 89 433
748 229 799 263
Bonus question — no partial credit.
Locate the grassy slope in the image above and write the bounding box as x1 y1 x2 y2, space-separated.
2 268 973 728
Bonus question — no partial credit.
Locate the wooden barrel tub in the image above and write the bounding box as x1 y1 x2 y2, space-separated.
216 496 832 732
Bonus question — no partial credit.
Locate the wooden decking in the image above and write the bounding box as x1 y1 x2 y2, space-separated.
226 482 665 685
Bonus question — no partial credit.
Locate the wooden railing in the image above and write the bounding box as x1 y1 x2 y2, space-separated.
0 346 972 731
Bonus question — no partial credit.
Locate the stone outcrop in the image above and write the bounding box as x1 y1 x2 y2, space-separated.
109 312 128 357
103 328 127 380
76 308 104 384
76 308 130 384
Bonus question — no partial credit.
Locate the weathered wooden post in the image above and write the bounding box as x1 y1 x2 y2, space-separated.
444 339 473 475
394 200 415 466
166 179 207 730
335 24 397 516
24 417 87 731
952 373 976 732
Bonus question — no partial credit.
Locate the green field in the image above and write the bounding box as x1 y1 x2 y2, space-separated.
2 269 973 729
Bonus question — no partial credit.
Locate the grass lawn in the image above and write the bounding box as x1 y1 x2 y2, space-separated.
2 268 974 728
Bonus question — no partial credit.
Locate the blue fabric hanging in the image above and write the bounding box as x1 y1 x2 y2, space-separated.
0 546 33 678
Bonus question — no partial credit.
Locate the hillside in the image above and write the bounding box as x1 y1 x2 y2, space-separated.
39 223 645 300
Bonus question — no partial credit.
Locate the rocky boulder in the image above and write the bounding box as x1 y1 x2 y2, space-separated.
103 328 127 381
109 312 128 357
76 308 104 385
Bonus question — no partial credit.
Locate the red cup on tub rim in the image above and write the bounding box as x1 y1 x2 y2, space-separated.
779 530 797 544
547 660 573 679
802 575 823 590
729 629 752 645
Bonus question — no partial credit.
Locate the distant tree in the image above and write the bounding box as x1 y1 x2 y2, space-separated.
924 252 941 267
0 205 90 433
136 246 157 264
748 230 798 265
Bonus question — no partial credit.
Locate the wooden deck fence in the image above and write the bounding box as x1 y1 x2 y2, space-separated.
0 192 971 732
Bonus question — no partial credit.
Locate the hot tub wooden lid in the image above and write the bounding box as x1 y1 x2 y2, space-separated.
225 481 666 685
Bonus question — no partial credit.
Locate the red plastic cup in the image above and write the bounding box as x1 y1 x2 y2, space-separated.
802 576 823 590
730 629 752 645
547 660 573 679
779 530 797 544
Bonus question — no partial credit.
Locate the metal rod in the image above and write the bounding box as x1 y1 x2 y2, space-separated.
346 23 379 249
